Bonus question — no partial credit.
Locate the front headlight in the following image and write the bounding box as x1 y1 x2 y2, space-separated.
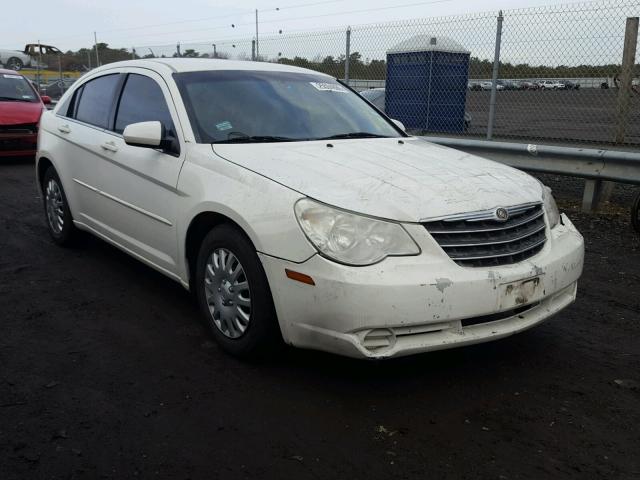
294 198 420 266
541 184 560 229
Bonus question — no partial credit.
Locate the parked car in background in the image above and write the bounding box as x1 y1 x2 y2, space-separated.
0 69 50 157
562 80 580 90
359 87 385 111
539 80 566 90
467 82 482 91
36 59 584 359
359 87 471 130
520 80 540 90
0 44 62 71
40 78 77 100
499 80 522 90
0 49 33 71
481 81 504 91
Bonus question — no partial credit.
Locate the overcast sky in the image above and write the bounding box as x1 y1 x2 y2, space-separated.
2 0 580 51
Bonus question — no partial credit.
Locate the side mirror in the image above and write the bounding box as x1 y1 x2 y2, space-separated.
41 95 52 105
123 121 164 148
391 118 406 132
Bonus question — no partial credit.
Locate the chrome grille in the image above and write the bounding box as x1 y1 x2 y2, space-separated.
423 203 547 267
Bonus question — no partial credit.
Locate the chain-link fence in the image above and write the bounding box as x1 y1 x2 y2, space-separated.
6 0 637 145
127 0 639 146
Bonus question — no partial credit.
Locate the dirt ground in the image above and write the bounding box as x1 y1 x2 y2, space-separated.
1 159 639 480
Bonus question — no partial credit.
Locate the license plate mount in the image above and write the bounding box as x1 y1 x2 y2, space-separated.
498 276 543 310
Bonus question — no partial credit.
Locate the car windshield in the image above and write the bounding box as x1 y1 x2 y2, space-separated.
0 73 38 102
174 70 401 143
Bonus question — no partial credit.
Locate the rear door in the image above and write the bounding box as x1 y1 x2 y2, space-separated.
51 72 123 226
88 69 186 276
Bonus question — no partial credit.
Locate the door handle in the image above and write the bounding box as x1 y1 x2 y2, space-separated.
100 141 118 153
57 124 71 134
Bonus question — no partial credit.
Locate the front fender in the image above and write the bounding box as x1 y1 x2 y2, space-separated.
176 148 317 284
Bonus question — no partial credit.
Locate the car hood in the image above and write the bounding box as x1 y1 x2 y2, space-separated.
212 137 542 222
0 100 43 125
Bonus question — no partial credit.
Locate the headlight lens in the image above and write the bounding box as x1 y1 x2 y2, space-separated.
541 184 560 229
294 198 420 266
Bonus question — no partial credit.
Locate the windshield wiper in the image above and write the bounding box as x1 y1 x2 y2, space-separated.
317 132 390 140
213 135 301 144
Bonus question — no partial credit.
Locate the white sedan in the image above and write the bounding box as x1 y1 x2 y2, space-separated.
480 81 504 91
539 80 566 90
37 59 584 359
0 49 32 71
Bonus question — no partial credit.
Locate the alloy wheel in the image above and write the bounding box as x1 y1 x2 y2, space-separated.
45 178 65 235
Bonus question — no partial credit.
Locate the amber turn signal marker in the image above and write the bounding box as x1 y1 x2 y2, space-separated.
285 269 315 285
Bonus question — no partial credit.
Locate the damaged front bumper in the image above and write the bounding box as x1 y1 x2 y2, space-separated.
260 213 584 359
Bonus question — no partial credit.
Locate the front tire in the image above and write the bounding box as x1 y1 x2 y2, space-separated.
195 224 281 358
6 57 23 71
42 167 79 246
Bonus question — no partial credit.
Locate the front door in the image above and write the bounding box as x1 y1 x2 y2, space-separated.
88 69 186 276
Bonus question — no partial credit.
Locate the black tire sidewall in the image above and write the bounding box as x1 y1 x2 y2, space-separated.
195 224 280 358
8 57 23 70
632 192 640 234
42 167 76 245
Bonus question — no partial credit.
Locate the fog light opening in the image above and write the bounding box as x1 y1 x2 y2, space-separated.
362 328 396 352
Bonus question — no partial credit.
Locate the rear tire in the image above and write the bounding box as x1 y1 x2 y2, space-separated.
195 224 281 358
42 167 79 246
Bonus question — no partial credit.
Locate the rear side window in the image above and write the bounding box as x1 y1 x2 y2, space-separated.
75 74 120 128
114 74 175 137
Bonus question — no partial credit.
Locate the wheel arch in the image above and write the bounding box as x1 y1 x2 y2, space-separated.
36 156 54 190
184 210 260 290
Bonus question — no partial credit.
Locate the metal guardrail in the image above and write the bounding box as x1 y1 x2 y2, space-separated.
425 136 640 213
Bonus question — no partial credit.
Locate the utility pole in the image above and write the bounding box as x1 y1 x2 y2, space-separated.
212 44 217 58
94 31 100 67
614 16 639 144
598 16 640 208
487 10 503 140
255 9 259 60
345 27 351 84
251 40 256 61
36 40 42 91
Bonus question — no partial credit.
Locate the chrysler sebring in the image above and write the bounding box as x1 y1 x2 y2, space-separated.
36 59 584 359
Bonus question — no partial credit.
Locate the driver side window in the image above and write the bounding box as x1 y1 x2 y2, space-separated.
114 74 177 153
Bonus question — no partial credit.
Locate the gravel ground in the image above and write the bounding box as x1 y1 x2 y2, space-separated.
1 159 639 480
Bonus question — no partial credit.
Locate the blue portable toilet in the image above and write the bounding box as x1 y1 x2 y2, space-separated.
385 35 470 133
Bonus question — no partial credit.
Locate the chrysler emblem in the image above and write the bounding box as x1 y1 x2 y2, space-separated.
495 207 509 221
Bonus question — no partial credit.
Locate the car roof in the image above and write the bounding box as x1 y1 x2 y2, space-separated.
90 58 333 77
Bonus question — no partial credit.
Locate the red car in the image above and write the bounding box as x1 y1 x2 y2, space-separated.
0 68 51 157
